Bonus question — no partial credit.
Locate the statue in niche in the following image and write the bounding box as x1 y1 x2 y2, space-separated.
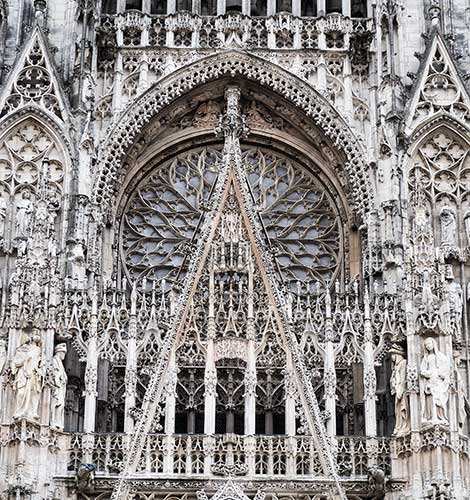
11 334 43 421
50 343 67 429
420 337 451 425
419 269 438 315
445 266 463 338
390 347 409 436
0 337 7 375
0 197 7 243
439 206 457 247
456 367 468 430
464 211 470 246
15 190 34 239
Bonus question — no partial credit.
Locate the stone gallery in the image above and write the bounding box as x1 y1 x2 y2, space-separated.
0 0 469 498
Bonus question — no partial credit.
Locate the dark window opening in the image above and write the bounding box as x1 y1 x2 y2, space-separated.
351 0 367 17
151 0 167 13
102 0 117 14
201 0 217 14
326 0 342 14
251 0 267 15
215 412 227 434
277 0 292 12
301 0 317 16
226 0 242 12
125 0 142 10
177 0 192 10
175 412 188 434
272 412 286 434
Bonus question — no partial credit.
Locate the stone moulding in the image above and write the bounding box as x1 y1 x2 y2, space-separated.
92 50 373 223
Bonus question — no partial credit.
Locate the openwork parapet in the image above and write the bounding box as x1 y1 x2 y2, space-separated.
100 11 374 51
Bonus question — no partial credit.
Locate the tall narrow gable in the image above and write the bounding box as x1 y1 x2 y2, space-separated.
404 33 470 134
0 27 68 121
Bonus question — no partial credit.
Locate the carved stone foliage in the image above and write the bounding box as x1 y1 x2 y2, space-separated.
0 119 65 252
121 146 342 287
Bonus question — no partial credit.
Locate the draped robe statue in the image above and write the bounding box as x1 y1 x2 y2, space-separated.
390 351 409 435
11 335 42 420
50 343 68 429
420 337 450 425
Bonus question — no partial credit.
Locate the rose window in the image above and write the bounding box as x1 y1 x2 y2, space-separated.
121 145 342 286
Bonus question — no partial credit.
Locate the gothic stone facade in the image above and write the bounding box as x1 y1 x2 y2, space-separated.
0 0 470 499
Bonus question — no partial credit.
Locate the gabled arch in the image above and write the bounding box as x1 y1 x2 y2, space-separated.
0 106 73 162
93 50 373 223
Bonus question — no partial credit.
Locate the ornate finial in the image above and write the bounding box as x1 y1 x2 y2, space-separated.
215 86 249 147
428 1 441 28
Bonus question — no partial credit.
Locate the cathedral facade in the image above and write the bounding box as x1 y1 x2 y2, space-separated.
0 0 469 499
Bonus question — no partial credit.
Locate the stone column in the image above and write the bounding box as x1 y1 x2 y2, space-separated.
83 286 99 461
124 284 137 434
323 286 337 437
204 266 217 436
267 0 276 15
244 258 256 436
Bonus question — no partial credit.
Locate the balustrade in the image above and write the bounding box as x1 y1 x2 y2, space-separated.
66 433 391 478
101 10 373 51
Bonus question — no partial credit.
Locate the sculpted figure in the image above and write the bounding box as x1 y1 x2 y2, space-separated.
390 349 409 436
445 268 463 337
455 363 468 430
76 463 97 492
11 335 43 420
367 466 385 500
0 197 7 239
439 206 457 247
0 338 7 375
50 343 68 429
465 211 470 246
420 337 451 425
15 191 34 239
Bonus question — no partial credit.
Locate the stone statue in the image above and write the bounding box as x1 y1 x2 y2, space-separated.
11 335 43 421
50 343 67 429
455 364 468 430
0 197 7 240
0 338 7 375
440 206 457 247
420 337 451 425
76 463 97 492
367 466 385 500
465 211 470 246
15 190 34 239
445 267 463 337
390 348 409 436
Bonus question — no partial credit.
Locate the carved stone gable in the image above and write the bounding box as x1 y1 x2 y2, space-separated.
0 28 67 120
405 33 470 134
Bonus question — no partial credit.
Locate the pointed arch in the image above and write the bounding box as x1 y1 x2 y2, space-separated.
93 50 373 223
